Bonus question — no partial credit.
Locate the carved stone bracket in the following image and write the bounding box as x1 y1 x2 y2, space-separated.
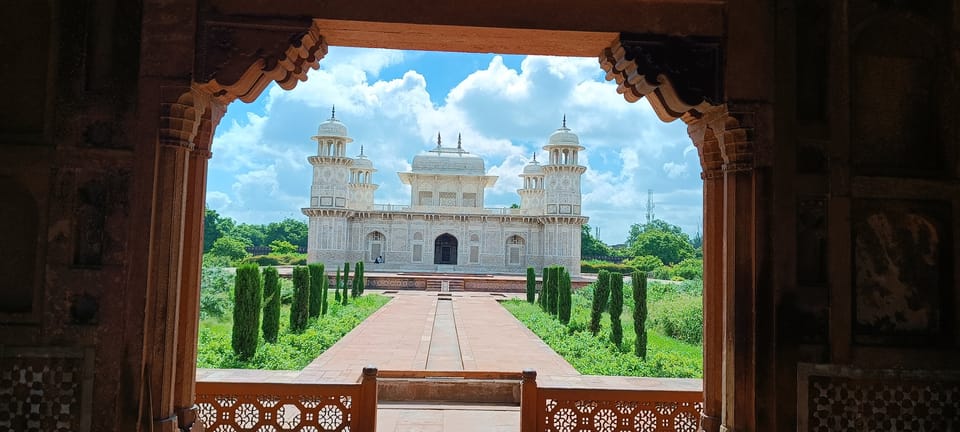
599 33 723 122
159 85 225 153
195 18 328 105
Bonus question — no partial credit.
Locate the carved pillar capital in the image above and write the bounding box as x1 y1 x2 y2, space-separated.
159 85 218 150
599 33 722 121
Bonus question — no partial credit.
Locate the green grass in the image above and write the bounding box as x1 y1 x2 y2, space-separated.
502 280 702 378
197 293 390 370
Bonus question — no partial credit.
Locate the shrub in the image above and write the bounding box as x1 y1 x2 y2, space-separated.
200 266 233 320
290 266 310 333
239 253 307 266
261 267 280 343
525 267 536 303
588 270 610 335
650 294 703 344
609 273 624 347
212 236 252 262
580 260 637 275
650 265 672 280
558 268 572 324
624 255 663 272
670 258 703 280
308 263 325 318
231 264 262 359
269 239 298 254
631 271 648 359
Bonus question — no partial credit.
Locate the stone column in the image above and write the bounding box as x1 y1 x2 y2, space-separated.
174 98 223 432
717 115 757 432
691 121 724 432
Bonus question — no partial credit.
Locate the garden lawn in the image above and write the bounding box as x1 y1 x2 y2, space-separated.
502 279 702 378
197 293 390 370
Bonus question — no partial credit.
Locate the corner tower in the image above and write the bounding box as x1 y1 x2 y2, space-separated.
518 153 545 215
348 146 378 210
542 116 586 215
303 107 355 263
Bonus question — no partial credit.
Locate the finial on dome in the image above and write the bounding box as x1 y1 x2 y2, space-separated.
359 145 365 157
437 132 442 147
562 114 566 128
532 152 537 162
331 105 336 120
457 133 462 150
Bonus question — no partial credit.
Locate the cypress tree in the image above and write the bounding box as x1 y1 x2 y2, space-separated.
232 264 262 359
632 270 648 359
358 261 365 295
308 263 325 318
558 268 572 324
538 268 550 310
351 262 361 298
320 274 330 316
261 266 280 344
334 268 342 302
525 267 536 303
589 270 610 335
290 266 310 333
609 273 624 347
342 262 350 305
547 266 560 316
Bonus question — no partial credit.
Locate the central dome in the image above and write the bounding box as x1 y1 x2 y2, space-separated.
411 148 485 175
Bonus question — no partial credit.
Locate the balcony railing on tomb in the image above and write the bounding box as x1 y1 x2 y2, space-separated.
194 367 704 432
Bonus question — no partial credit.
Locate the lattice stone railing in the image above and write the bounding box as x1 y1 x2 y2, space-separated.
194 367 377 431
521 370 704 432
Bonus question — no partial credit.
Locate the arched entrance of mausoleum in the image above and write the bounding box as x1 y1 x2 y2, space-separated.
433 233 459 265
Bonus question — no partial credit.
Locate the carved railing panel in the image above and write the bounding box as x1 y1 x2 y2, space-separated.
537 388 703 432
195 382 364 431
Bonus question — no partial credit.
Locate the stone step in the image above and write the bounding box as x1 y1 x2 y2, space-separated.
424 279 465 292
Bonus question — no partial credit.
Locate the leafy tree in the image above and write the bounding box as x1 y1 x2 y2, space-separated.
671 258 704 280
581 224 610 257
525 267 536 303
270 240 298 255
231 264 262 359
210 236 251 261
308 263 325 318
589 270 610 335
558 268 572 324
261 267 280 343
510 203 520 209
630 229 695 266
265 218 309 249
609 273 624 347
290 266 310 333
203 207 236 252
231 223 268 248
631 270 648 359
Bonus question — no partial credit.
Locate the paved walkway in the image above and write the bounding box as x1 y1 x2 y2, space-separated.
299 291 579 380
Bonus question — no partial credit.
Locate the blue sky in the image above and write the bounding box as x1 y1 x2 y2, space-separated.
207 47 702 245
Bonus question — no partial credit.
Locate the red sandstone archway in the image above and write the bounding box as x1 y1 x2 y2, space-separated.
149 18 757 432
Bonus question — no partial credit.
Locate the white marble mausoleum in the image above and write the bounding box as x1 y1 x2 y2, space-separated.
302 110 588 275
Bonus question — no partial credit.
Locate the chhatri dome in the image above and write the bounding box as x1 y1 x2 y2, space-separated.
410 133 485 176
352 145 374 168
547 115 581 146
523 153 544 174
315 106 353 142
